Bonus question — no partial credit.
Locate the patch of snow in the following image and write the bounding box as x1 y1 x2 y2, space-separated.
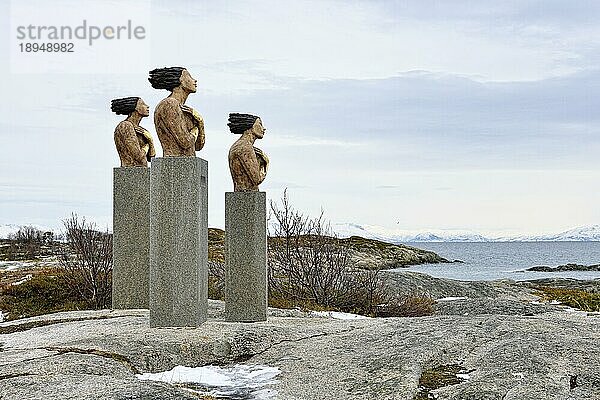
12 274 33 286
513 372 525 379
310 311 369 320
436 297 468 302
564 307 582 313
137 364 280 400
456 373 471 380
0 261 34 271
0 311 4 323
549 300 562 305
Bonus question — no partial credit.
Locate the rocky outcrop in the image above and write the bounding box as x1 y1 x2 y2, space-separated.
208 228 449 269
526 263 600 272
1 298 599 400
339 236 449 269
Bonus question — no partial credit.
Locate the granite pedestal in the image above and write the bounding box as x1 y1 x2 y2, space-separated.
113 167 150 309
225 191 267 322
149 157 208 327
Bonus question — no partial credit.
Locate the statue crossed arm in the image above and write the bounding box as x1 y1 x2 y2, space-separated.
114 122 153 165
154 98 204 156
228 113 269 191
149 67 205 157
112 97 155 167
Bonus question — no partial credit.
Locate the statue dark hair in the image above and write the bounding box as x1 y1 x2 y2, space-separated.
148 67 185 90
111 97 140 115
228 113 260 134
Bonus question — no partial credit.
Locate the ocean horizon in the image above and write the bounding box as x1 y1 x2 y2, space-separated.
399 241 600 281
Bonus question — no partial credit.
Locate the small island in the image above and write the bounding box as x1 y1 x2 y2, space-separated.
526 263 600 272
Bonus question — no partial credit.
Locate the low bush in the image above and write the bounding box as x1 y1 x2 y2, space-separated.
374 294 435 318
537 286 600 312
0 269 85 321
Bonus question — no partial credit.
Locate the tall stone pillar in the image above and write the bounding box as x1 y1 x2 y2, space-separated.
225 191 267 322
149 157 208 327
112 167 150 309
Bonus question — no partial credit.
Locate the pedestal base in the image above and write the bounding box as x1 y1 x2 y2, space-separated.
225 191 267 322
112 167 150 309
150 157 208 327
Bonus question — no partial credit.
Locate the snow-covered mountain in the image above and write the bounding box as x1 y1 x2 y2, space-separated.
333 223 490 243
498 225 600 242
333 223 600 243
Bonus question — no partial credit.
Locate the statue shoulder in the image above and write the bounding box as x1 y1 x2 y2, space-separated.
229 137 248 152
156 97 178 112
115 120 135 135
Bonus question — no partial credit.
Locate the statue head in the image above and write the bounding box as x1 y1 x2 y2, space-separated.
228 113 265 139
111 97 149 117
148 67 197 94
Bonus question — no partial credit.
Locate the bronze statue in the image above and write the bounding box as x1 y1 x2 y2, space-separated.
111 97 156 167
148 67 205 156
227 113 269 191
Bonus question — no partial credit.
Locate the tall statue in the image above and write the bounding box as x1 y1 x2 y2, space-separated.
148 67 205 156
227 113 269 191
111 97 156 167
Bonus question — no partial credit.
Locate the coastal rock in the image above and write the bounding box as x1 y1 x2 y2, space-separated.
1 299 599 399
526 263 600 272
208 229 449 269
519 278 600 293
338 236 449 269
382 271 536 301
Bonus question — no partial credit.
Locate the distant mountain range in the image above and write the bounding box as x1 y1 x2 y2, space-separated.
2 223 599 242
333 223 600 243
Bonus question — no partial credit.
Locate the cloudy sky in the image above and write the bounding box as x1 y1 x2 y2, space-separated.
0 0 599 236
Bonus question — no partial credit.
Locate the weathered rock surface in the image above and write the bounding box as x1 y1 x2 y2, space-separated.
383 270 536 300
1 293 599 400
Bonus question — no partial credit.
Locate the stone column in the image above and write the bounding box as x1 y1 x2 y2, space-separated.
225 191 267 322
149 157 208 327
112 167 150 309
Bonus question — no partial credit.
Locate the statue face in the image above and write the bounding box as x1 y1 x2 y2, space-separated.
252 118 266 139
180 69 197 93
135 98 150 117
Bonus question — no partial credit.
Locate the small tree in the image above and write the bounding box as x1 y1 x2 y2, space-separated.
59 214 112 309
8 225 45 259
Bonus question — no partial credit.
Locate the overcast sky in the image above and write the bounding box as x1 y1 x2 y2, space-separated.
0 0 599 236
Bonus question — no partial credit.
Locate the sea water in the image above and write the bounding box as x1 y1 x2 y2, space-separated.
398 241 600 281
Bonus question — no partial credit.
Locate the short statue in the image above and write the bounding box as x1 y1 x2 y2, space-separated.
148 67 205 156
227 113 269 191
111 97 156 167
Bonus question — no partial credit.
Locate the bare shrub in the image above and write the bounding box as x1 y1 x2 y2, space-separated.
269 191 393 315
267 191 435 317
59 214 112 309
269 191 357 309
208 261 225 300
